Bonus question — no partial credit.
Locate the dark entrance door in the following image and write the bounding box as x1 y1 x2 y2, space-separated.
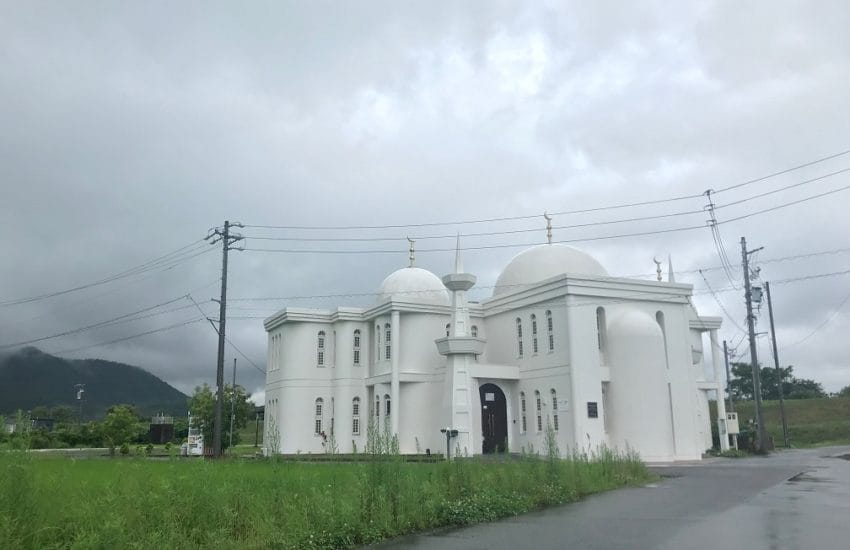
479 383 508 453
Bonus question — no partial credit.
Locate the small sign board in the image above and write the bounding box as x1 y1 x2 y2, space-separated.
484 393 495 402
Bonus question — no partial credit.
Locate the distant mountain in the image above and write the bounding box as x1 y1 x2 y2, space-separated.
0 347 188 420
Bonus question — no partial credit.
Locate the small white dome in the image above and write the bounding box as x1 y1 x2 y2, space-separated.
608 309 663 339
378 267 450 306
493 244 607 296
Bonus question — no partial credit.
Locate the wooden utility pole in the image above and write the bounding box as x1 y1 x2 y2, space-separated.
765 282 790 447
741 237 768 452
207 221 243 458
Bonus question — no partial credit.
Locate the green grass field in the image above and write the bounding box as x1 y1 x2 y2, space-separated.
719 397 850 447
0 449 650 549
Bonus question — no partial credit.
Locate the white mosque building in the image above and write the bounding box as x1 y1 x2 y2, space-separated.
263 240 729 462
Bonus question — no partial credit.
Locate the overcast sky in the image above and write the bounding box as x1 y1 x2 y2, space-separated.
2 1 849 402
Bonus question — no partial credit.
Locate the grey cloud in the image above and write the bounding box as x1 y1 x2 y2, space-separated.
2 1 849 396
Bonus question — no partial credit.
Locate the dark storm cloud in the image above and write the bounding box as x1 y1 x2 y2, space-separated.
2 0 849 399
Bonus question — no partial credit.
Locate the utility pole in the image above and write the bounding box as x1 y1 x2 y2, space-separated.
206 220 243 458
741 237 768 452
765 282 790 447
229 358 237 450
723 340 735 413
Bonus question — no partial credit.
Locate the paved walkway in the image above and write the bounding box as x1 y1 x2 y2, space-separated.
374 446 850 549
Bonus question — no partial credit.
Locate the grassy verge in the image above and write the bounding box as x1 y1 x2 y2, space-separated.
0 448 650 549
716 397 850 447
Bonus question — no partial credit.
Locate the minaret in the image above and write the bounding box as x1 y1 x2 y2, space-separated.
436 237 485 457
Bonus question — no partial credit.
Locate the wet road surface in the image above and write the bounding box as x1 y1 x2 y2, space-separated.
373 446 850 549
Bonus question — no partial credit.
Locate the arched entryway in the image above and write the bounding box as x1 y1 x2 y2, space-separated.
479 383 508 453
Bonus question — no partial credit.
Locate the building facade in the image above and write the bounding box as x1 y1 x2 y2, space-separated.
263 243 727 461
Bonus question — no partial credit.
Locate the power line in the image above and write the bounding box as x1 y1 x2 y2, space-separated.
243 149 850 232
242 181 850 255
49 317 204 355
781 288 850 350
244 224 708 254
244 208 706 242
0 296 190 349
716 166 850 211
713 149 850 193
624 245 850 279
698 270 747 334
0 240 212 307
224 336 266 374
720 181 850 224
243 194 705 231
188 293 266 375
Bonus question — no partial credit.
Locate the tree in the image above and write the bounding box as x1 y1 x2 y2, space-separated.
50 405 77 425
729 362 826 401
838 385 850 398
188 384 254 452
30 405 50 419
101 404 140 455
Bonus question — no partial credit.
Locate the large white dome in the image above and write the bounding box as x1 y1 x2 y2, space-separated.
377 267 450 306
493 244 608 296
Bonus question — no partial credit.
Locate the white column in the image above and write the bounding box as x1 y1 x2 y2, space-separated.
710 329 729 451
391 310 400 436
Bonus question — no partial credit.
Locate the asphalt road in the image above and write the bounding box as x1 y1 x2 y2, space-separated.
375 446 850 550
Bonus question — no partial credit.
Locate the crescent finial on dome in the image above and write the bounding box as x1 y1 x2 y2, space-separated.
407 236 415 267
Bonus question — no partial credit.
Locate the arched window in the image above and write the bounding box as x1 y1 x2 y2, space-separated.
375 395 380 419
535 390 542 432
317 331 326 367
471 325 478 338
330 397 335 435
353 329 361 365
531 314 539 354
596 307 607 359
656 311 670 370
375 324 381 359
546 310 554 351
384 394 391 426
516 318 524 357
520 392 527 433
550 389 559 431
352 397 361 435
446 323 451 337
384 323 391 360
314 398 324 435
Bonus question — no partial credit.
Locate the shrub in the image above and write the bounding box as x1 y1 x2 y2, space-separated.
119 443 130 455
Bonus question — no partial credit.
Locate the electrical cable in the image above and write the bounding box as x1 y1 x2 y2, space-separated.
0 296 190 349
715 166 850 210
244 208 706 243
720 182 850 224
713 149 850 194
780 289 850 350
49 317 205 355
0 240 213 307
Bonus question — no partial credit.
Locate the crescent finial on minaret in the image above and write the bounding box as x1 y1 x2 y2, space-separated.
653 257 662 282
543 212 553 245
407 236 415 267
